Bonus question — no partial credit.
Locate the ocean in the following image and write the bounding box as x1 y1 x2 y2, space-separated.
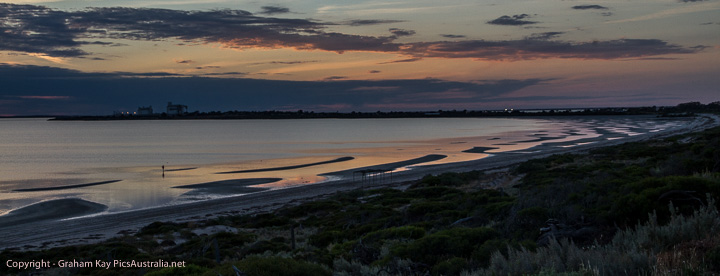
0 116 688 215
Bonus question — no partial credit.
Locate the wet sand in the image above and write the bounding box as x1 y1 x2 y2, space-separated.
165 167 198 172
0 114 717 250
462 147 499 154
0 198 107 226
321 154 447 177
12 180 122 192
217 157 354 174
173 178 278 195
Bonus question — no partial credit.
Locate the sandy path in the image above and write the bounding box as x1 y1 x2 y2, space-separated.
1 114 717 251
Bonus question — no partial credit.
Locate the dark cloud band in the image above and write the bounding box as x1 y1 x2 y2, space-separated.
0 64 547 115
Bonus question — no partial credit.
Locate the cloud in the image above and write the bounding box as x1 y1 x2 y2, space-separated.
350 86 400 91
369 70 381 74
379 57 423 64
249 60 319 65
400 38 703 60
441 34 466 39
526 32 564 40
174 59 194 64
323 76 348 81
0 4 89 57
389 28 416 37
0 64 547 114
17 95 71 100
487 14 538 26
258 6 290 15
343 19 405 26
605 2 720 24
0 4 705 62
200 72 247 76
572 5 612 16
3 4 378 56
572 5 609 10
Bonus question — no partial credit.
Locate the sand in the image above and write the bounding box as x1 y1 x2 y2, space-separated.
0 198 108 226
322 154 447 177
0 114 717 251
217 157 354 174
12 180 122 192
462 147 499 154
173 178 279 195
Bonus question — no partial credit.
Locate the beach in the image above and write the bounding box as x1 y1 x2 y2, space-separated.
0 114 717 251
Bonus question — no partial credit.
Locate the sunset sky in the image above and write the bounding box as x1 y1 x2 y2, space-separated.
1 0 718 115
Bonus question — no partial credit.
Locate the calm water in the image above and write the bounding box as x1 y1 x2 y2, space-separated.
0 117 687 214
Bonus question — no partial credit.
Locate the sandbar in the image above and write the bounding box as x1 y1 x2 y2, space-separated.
173 178 279 195
0 198 107 226
462 147 499 154
322 154 447 177
165 167 198 172
12 180 122 192
217 157 354 174
515 136 566 143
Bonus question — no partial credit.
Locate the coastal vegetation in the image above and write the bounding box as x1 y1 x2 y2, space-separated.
2 125 720 275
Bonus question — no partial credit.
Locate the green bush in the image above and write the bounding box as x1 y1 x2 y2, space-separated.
211 256 330 276
310 230 344 247
405 186 463 199
243 240 292 255
362 226 425 242
431 257 468 276
417 171 482 188
138 221 183 236
283 200 343 218
407 201 456 218
393 227 498 265
145 264 208 276
706 246 720 272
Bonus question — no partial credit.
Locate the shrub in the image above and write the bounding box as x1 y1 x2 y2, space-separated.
145 264 208 276
393 227 498 265
137 221 183 236
212 256 330 276
361 226 426 245
432 257 469 276
476 197 720 275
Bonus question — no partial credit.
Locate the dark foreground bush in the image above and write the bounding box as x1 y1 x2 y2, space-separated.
212 256 331 276
474 196 720 275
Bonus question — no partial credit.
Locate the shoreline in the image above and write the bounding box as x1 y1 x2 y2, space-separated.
11 180 122 192
0 114 717 251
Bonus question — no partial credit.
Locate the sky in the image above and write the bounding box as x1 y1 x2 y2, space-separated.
0 0 718 116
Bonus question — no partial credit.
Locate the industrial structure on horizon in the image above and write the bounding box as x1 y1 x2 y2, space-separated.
113 102 188 117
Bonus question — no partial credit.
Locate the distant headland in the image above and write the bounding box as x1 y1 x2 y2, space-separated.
45 101 719 120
